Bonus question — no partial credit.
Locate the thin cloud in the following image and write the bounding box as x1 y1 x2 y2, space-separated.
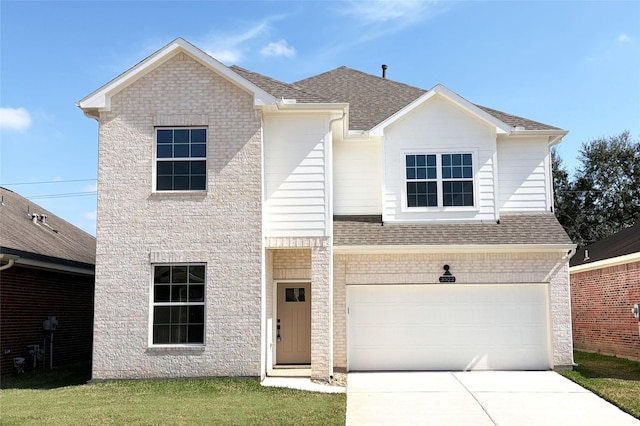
198 15 287 64
260 40 296 58
83 210 97 220
321 0 447 56
0 107 32 131
617 34 632 43
340 0 431 25
587 33 636 62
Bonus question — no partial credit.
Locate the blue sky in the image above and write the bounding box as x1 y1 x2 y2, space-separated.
1 1 638 236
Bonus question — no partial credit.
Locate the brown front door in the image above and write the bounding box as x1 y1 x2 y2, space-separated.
276 282 311 364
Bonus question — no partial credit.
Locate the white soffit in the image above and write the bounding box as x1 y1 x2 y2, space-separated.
77 38 276 113
368 84 512 137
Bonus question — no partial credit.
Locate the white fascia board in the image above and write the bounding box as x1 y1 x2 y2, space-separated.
502 129 569 146
334 244 576 255
77 38 276 113
273 102 350 138
274 102 349 113
570 251 640 274
368 84 512 137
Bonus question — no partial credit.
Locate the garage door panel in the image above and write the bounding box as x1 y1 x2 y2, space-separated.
347 284 551 371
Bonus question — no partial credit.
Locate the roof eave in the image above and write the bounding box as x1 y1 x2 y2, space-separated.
334 243 576 254
273 101 349 112
570 251 640 274
504 129 569 145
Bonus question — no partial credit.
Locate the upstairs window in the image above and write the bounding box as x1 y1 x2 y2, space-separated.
405 153 474 208
156 128 206 191
441 154 473 207
406 154 437 207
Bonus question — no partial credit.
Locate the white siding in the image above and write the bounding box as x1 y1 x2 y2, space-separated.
264 114 331 237
497 136 551 212
333 139 382 215
383 96 497 222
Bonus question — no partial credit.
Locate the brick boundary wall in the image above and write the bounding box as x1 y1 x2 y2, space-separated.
571 260 640 361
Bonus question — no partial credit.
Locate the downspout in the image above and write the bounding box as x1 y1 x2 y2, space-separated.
0 259 15 271
0 254 19 271
326 111 345 379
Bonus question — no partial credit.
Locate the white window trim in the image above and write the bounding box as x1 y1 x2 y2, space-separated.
148 263 207 348
153 127 208 193
400 149 479 213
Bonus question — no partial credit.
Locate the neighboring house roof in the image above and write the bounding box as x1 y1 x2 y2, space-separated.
0 187 96 270
570 223 640 267
334 214 573 247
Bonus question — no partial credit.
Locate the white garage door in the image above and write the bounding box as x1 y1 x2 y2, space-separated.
348 284 551 371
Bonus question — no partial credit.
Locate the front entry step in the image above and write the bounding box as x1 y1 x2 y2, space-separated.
268 366 311 377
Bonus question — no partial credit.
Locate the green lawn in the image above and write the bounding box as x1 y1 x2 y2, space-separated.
0 365 346 426
559 351 640 419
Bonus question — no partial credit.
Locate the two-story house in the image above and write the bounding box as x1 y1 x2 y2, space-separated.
78 38 575 381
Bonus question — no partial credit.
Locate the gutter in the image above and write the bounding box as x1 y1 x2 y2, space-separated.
504 129 569 146
570 251 640 274
0 248 94 276
333 243 576 255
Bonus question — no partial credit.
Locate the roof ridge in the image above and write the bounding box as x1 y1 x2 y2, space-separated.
294 65 428 94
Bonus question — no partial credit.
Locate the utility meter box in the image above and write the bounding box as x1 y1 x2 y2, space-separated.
632 304 640 319
43 316 58 331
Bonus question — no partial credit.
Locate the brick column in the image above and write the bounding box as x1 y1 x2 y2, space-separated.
550 260 574 368
311 242 332 380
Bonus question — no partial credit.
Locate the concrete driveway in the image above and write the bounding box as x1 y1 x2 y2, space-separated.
346 371 640 425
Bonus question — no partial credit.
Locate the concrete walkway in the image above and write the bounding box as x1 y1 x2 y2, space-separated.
346 371 640 425
261 376 345 393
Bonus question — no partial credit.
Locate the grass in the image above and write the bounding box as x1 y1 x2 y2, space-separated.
558 351 640 419
0 364 346 426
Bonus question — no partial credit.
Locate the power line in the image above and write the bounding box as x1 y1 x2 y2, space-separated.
0 178 97 186
25 191 97 200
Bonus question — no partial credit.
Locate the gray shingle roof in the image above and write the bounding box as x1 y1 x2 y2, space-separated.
334 214 573 246
570 223 640 267
294 66 426 130
233 64 562 132
293 66 562 131
474 104 562 131
0 187 96 267
230 65 329 103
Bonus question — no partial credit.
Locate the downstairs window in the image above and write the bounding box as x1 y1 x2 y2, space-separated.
152 264 205 345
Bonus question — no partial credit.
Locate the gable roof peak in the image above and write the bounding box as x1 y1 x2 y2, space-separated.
78 37 276 118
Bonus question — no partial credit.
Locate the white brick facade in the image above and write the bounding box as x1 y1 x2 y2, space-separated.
92 53 263 379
